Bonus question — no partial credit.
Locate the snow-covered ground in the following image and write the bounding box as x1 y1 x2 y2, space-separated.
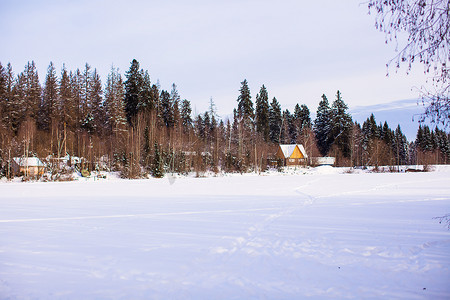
1 167 450 299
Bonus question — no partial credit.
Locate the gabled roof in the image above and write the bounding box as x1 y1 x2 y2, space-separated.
13 157 45 167
278 144 308 159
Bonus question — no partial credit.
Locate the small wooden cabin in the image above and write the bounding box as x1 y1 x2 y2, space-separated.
276 144 308 166
12 157 46 177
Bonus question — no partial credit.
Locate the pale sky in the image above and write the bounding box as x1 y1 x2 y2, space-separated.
0 0 429 118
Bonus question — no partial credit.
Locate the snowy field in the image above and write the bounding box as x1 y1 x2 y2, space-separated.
1 167 450 299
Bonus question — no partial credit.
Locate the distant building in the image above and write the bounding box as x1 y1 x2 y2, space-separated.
311 156 336 166
276 144 308 166
11 157 46 177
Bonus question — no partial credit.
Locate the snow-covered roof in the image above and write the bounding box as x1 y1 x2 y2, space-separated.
279 144 308 159
13 157 45 167
297 144 308 159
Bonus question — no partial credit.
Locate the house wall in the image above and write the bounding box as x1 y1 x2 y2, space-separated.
19 166 44 176
276 145 307 166
285 158 307 166
290 146 305 159
275 148 285 160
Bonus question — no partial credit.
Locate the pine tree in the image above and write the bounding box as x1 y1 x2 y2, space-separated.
255 85 270 141
314 94 333 156
269 97 282 143
331 91 353 157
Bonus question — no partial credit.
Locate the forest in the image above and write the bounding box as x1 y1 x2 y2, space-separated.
0 59 449 179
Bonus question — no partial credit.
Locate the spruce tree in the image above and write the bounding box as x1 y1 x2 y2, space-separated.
80 63 92 123
69 69 83 131
180 99 192 133
170 84 181 127
435 128 450 163
294 103 311 133
331 91 353 157
362 114 378 147
19 61 41 123
281 109 296 144
2 63 16 132
0 63 8 129
160 90 174 128
90 69 104 134
124 59 143 124
137 70 153 113
314 94 333 156
11 71 27 133
105 67 124 135
236 79 254 129
255 85 270 141
38 62 58 131
58 65 71 130
393 125 408 165
151 84 160 116
195 114 205 140
269 97 282 143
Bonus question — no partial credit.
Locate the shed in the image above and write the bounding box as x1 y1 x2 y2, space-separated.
276 144 308 166
11 157 46 177
312 156 336 166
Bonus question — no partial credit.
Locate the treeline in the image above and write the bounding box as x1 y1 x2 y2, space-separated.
0 59 449 178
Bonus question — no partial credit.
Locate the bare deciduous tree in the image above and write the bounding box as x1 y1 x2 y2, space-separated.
368 0 450 125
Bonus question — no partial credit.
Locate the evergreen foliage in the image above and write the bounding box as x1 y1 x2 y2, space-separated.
160 90 174 128
314 94 333 156
104 67 126 136
124 59 143 124
330 91 353 158
294 103 311 133
151 142 164 178
1 58 449 179
236 79 254 129
255 85 270 141
269 97 282 143
180 99 192 132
